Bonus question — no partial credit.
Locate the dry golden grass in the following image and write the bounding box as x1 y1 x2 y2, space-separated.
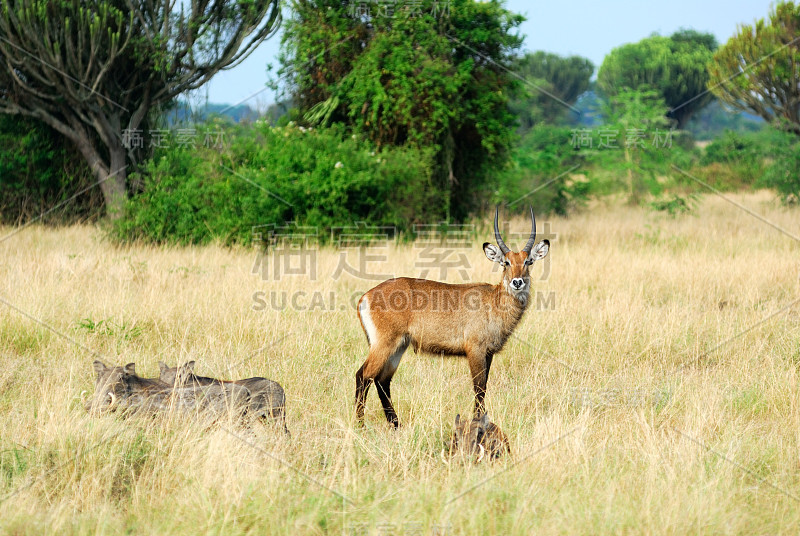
0 190 799 534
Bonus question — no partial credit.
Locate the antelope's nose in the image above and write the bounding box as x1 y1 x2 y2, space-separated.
511 278 524 290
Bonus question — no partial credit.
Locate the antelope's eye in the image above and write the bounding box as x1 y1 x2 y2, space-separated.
524 258 533 266
503 260 510 267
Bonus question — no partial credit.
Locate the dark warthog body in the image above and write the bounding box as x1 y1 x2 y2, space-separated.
87 360 250 421
448 413 510 462
159 361 288 434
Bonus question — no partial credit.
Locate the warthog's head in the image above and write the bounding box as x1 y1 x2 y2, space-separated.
86 360 134 412
449 413 491 461
158 361 197 386
158 361 178 385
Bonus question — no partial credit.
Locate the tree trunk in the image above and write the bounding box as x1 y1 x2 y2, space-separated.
72 131 127 220
18 108 129 220
104 144 128 220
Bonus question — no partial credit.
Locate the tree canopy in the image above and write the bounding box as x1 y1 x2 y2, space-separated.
278 0 525 220
0 0 281 217
597 29 717 129
708 1 800 135
508 51 594 132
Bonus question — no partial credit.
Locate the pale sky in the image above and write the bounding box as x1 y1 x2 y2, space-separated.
201 0 776 107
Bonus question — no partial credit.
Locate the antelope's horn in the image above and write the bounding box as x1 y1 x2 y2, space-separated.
522 206 537 254
494 207 510 254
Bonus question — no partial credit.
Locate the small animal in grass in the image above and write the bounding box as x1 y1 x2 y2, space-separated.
86 360 250 421
159 361 289 435
447 413 511 462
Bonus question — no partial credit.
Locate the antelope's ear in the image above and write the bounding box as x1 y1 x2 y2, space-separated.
483 243 505 264
185 360 196 372
158 362 168 374
527 239 550 262
123 363 136 375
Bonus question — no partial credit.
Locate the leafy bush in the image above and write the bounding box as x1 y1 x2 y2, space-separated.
113 122 439 245
761 132 800 203
279 0 524 220
649 194 698 216
0 115 98 224
701 130 763 184
698 128 794 190
495 125 590 215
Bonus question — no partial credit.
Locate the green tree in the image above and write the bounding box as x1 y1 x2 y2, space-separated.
508 51 593 131
708 2 800 135
600 89 671 204
0 0 280 218
278 0 524 220
597 30 717 129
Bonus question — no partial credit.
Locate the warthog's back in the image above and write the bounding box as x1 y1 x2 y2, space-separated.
159 361 289 433
234 377 285 419
116 382 250 420
172 382 251 416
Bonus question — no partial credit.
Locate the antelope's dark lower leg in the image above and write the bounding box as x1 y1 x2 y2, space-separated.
470 352 494 416
355 364 373 423
375 376 399 428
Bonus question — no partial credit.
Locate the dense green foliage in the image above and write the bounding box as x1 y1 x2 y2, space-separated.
113 122 437 245
278 0 524 220
0 0 280 217
495 126 590 216
599 89 674 204
597 30 717 128
759 132 800 203
498 90 799 217
508 52 594 131
0 115 98 224
700 130 776 187
708 1 800 135
2 1 798 236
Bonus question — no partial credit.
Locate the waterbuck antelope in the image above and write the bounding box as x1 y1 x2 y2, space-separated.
355 207 549 427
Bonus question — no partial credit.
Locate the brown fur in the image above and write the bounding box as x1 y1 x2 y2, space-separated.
448 413 510 462
354 211 550 427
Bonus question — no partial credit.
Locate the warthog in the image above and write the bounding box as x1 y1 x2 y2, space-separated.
159 361 288 434
447 413 510 462
87 360 250 421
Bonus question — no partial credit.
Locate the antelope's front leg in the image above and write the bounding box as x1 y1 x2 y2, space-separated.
467 350 493 416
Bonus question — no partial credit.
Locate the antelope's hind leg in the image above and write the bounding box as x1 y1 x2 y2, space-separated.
355 337 408 427
376 338 409 428
355 362 372 424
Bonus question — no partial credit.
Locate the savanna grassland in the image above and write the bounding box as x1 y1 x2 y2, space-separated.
1 191 799 535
